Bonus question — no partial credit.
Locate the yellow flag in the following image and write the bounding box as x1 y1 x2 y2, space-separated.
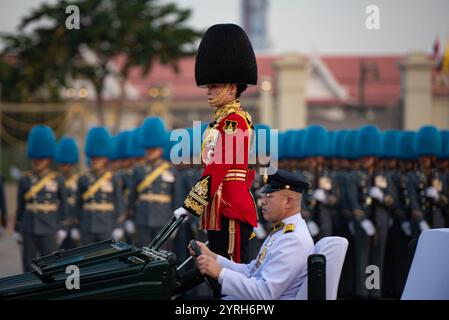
442 39 449 74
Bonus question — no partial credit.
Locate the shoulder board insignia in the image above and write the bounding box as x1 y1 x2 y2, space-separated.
284 224 295 234
223 119 238 135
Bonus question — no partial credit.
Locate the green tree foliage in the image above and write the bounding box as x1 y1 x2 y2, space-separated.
1 0 201 125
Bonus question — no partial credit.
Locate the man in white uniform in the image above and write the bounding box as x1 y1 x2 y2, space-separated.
192 169 315 300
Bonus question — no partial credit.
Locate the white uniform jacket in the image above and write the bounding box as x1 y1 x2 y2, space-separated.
217 213 314 300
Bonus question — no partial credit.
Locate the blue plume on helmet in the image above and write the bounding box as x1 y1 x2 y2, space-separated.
440 130 449 159
116 131 131 159
326 131 337 157
334 130 348 158
382 130 401 159
343 130 358 160
290 129 307 159
414 125 442 157
355 125 382 158
127 127 145 158
27 125 56 159
303 125 329 157
85 127 112 158
140 117 168 149
282 130 297 159
55 136 79 164
399 131 417 160
108 135 120 161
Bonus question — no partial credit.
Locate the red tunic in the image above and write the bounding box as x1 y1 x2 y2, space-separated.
182 99 258 231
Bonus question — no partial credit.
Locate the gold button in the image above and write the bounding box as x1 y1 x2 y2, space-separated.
263 175 268 183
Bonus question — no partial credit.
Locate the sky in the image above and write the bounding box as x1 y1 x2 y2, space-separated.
0 0 448 55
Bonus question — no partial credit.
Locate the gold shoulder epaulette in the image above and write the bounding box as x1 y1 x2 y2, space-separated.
161 160 172 168
235 110 253 129
284 223 295 234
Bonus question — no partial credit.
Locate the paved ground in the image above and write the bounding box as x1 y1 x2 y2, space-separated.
0 183 22 277
0 232 22 277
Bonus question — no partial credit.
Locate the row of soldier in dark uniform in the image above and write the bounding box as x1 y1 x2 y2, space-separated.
8 118 207 275
272 124 449 299
2 120 448 299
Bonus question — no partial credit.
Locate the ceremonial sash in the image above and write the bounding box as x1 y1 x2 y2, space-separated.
137 162 171 193
24 172 56 201
82 171 113 201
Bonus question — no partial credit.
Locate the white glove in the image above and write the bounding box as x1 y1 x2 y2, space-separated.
306 220 320 237
426 187 439 201
253 222 267 239
70 228 81 241
419 220 430 232
56 229 68 246
124 220 136 234
112 228 124 241
369 186 384 202
174 207 189 220
401 221 412 237
360 219 376 236
313 189 327 203
13 231 23 244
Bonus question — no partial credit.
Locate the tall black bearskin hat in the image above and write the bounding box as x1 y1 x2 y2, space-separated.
195 23 258 87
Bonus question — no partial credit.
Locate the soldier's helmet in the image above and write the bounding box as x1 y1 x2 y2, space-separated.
127 127 145 158
304 125 329 158
116 130 132 160
288 129 304 160
355 125 382 158
414 125 442 157
109 135 120 161
27 125 56 159
381 130 401 159
195 23 258 87
55 137 79 164
343 130 358 160
440 130 449 159
85 127 112 158
399 131 417 161
334 130 348 159
326 130 337 158
283 129 299 160
139 117 168 149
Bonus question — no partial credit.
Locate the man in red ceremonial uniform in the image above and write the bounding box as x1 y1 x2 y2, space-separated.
173 23 258 265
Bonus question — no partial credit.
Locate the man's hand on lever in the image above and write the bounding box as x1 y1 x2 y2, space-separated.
188 240 221 280
196 255 222 280
188 240 216 260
